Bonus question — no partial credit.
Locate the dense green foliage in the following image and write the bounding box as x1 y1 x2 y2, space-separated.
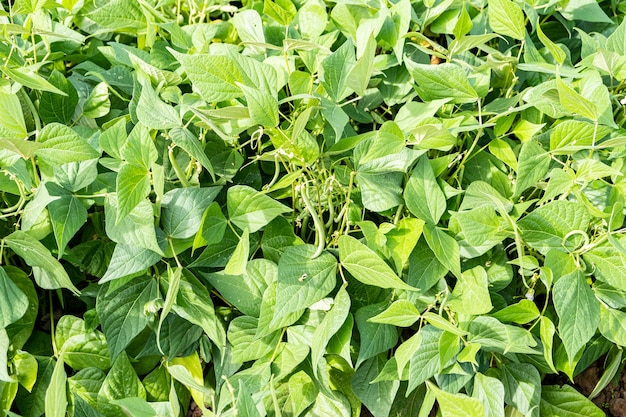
1 0 626 415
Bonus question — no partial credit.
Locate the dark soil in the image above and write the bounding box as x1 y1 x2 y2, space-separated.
187 400 203 417
574 361 626 417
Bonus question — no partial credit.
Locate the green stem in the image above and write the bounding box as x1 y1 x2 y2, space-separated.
340 171 356 235
299 183 325 258
50 293 58 357
168 146 189 187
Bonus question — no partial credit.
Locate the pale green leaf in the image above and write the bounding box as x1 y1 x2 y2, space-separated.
556 77 597 121
36 123 99 166
368 300 421 327
549 120 610 153
156 266 182 356
136 76 180 130
193 202 228 250
88 0 146 32
100 118 127 160
429 381 484 417
560 0 612 23
5 231 79 294
598 304 626 346
297 2 328 38
199 259 273 318
0 329 12 383
404 156 447 225
238 83 279 127
421 312 469 336
82 82 110 119
105 196 162 254
406 61 478 103
0 92 27 138
13 351 37 392
0 266 28 329
257 281 303 335
165 353 211 407
56 322 110 371
227 185 291 233
44 356 67 417
121 123 157 170
235 380 261 417
110 397 156 417
0 137 40 159
116 163 150 222
607 17 626 54
170 51 240 102
423 224 461 279
472 373 505 417
584 242 626 290
227 316 281 363
2 65 67 95
224 228 249 276
491 299 540 324
98 352 146 415
232 9 265 47
540 385 605 416
408 326 442 394
347 34 376 96
460 181 513 213
339 235 415 290
540 316 558 373
308 392 351 417
386 217 425 272
488 0 525 40
263 0 297 25
408 239 448 291
448 266 493 315
514 140 550 199
311 286 351 376
536 24 565 65
519 200 591 255
452 205 509 248
468 316 538 354
3 266 38 351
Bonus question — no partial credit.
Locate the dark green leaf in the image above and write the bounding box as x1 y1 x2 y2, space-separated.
355 303 398 367
352 355 400 417
161 187 221 239
97 276 158 360
273 245 337 325
39 70 78 125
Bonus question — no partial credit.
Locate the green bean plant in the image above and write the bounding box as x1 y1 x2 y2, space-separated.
0 0 626 416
